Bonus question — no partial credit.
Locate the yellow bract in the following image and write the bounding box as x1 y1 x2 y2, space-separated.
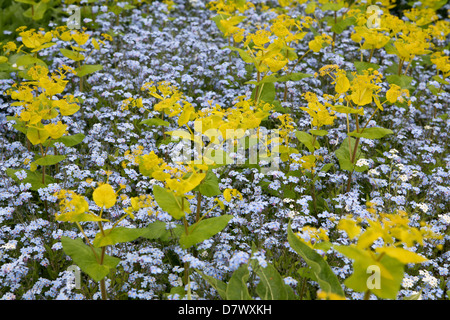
386 84 409 104
301 92 336 128
223 188 243 202
19 28 54 52
93 184 117 209
337 216 362 240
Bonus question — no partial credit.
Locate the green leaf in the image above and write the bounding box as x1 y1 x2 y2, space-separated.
6 168 55 191
34 155 66 166
226 264 253 300
23 1 48 20
56 212 109 223
427 83 439 95
61 236 120 282
321 2 345 11
196 270 227 300
354 61 380 74
330 17 357 34
320 163 334 173
255 263 291 300
386 74 415 91
335 137 367 172
223 45 254 63
153 185 189 220
332 105 364 115
75 64 103 77
404 291 422 300
179 215 233 249
295 131 319 153
252 82 276 103
309 129 328 136
287 223 345 297
60 49 85 62
211 14 231 34
15 0 37 4
140 118 170 127
245 74 278 85
195 170 222 197
432 75 449 85
15 54 47 68
93 227 145 247
276 72 313 82
334 245 405 300
384 42 399 56
348 127 393 139
140 220 167 240
55 133 85 147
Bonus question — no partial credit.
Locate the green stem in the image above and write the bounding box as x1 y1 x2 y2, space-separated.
99 247 107 300
196 191 202 222
368 47 375 63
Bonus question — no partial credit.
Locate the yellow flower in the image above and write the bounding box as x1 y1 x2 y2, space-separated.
301 92 336 128
20 29 54 52
44 121 68 140
250 29 272 47
431 52 450 75
93 184 117 209
71 30 90 46
223 188 242 202
317 290 346 300
386 84 409 103
334 70 350 94
308 34 332 53
349 71 381 106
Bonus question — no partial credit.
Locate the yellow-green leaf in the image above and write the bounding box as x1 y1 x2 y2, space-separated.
93 184 116 209
375 247 428 264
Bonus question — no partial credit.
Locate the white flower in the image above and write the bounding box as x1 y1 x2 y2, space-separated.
402 277 416 289
419 270 438 288
438 213 450 225
417 203 429 213
287 210 298 219
389 148 399 154
1 241 16 250
368 168 379 176
398 174 408 182
356 158 369 167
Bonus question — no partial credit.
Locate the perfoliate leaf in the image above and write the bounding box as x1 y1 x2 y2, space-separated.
75 64 103 77
196 270 227 299
226 264 253 300
179 215 233 249
288 224 345 297
34 155 66 166
140 118 170 127
93 184 117 209
153 185 189 220
349 127 393 140
61 236 120 282
374 247 428 264
60 49 85 61
93 227 145 247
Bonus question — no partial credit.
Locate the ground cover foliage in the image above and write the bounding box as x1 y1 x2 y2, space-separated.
0 0 449 300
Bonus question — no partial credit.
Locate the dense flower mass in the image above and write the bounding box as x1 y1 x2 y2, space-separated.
0 0 449 302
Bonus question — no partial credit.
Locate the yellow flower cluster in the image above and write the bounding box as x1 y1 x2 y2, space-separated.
337 202 442 257
7 65 78 145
